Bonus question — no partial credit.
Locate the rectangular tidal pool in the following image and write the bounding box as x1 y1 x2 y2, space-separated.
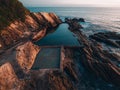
31 47 60 70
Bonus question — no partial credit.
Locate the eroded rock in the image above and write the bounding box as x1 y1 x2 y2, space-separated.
0 12 61 49
66 18 120 86
0 63 22 90
16 41 40 70
90 32 120 48
27 70 76 90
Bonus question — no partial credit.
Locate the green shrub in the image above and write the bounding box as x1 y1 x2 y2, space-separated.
0 0 30 30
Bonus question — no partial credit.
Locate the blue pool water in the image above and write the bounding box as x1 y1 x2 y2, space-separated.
34 23 80 46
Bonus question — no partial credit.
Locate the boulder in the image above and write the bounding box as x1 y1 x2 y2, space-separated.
79 18 85 22
16 41 40 70
0 63 22 90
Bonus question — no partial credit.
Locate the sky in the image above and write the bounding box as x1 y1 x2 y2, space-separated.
19 0 120 7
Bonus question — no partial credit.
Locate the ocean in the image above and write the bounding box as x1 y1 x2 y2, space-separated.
27 7 120 34
27 7 120 56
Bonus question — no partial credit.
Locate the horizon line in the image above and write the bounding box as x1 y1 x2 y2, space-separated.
25 6 120 8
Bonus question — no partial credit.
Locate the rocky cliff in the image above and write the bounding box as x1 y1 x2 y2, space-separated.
0 18 120 90
0 12 61 49
0 0 61 49
0 0 120 90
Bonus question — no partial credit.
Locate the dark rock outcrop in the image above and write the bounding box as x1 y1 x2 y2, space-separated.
65 18 83 30
25 70 75 90
89 32 120 48
116 41 120 45
66 18 120 87
65 18 85 22
79 18 85 22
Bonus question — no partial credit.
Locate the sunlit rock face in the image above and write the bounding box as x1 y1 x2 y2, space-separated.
0 63 22 90
41 12 58 27
25 15 39 31
16 41 40 70
0 12 61 49
32 28 47 41
0 43 76 90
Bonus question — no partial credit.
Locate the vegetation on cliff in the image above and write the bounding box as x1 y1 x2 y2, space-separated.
0 0 30 30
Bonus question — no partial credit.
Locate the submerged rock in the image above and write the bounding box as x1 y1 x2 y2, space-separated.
89 32 120 48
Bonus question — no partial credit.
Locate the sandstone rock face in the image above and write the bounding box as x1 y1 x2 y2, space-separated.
0 12 61 49
32 28 47 41
16 41 40 70
0 63 21 90
0 17 120 90
41 12 59 27
24 70 75 90
0 9 62 89
25 15 39 31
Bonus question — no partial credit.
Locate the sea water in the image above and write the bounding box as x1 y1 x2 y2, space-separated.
27 7 120 33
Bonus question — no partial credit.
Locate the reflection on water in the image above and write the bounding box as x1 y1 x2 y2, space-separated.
34 23 80 46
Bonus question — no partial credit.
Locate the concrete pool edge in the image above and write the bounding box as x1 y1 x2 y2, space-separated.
31 46 84 70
